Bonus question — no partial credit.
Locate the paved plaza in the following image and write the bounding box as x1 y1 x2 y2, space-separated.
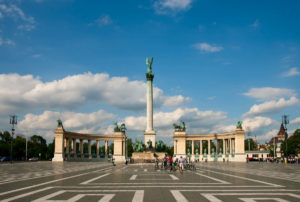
0 162 300 202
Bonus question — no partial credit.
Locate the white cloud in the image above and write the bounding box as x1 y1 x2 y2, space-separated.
243 97 300 117
154 0 193 15
243 87 296 101
32 53 42 58
256 130 277 142
18 110 116 141
242 116 277 132
0 73 189 114
125 107 228 134
290 117 300 125
207 96 216 101
17 24 35 31
251 19 259 28
192 43 223 53
0 3 36 31
283 67 300 77
96 15 112 27
0 36 15 46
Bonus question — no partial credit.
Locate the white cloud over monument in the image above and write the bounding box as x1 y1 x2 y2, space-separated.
0 73 190 114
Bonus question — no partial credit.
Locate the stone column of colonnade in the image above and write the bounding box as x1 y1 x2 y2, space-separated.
96 140 100 158
72 138 76 155
105 140 108 157
80 139 83 157
208 140 211 155
223 139 225 155
191 140 194 155
200 140 203 155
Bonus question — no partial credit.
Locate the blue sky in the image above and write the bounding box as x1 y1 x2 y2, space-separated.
0 0 300 144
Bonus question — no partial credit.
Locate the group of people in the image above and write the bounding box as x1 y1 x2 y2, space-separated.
155 155 186 172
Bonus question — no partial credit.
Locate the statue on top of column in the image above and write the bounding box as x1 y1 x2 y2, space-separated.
236 121 243 129
57 119 63 127
146 57 153 73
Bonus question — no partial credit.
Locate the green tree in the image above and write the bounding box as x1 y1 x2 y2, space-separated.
165 145 174 156
0 131 11 157
28 135 47 160
127 138 134 157
46 139 55 160
13 136 26 160
244 138 258 151
281 129 300 157
155 140 166 152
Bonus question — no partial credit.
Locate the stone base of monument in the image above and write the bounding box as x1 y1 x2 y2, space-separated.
113 155 126 162
131 151 166 163
52 153 64 162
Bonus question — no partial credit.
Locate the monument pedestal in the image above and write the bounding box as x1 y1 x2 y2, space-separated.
132 151 166 163
52 153 64 162
144 131 156 148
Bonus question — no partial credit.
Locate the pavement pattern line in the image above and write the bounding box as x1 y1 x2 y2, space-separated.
2 188 144 202
201 169 284 187
201 193 300 202
1 187 54 202
195 172 230 184
130 175 137 180
239 197 288 202
80 173 111 185
0 166 112 197
0 163 111 185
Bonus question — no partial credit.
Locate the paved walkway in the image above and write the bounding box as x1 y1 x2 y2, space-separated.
0 162 300 201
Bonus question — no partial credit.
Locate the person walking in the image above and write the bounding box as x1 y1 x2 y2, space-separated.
179 156 184 173
169 156 173 172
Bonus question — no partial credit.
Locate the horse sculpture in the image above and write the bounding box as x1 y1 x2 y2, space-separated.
173 121 186 131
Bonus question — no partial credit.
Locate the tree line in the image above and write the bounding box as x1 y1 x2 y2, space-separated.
0 131 54 160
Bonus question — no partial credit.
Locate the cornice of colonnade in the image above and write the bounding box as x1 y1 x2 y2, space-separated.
173 128 245 140
55 126 126 141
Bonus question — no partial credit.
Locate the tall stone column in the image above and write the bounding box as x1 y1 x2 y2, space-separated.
223 139 225 154
80 139 83 156
88 140 91 159
229 139 232 154
192 140 194 155
96 140 100 158
66 138 69 154
208 140 211 155
122 140 126 156
72 138 76 154
144 57 156 148
200 140 203 155
105 140 108 157
52 123 65 162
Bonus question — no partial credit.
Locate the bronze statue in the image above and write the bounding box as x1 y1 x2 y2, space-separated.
114 122 127 132
236 121 243 129
146 57 153 73
147 139 153 149
173 121 186 131
57 119 63 127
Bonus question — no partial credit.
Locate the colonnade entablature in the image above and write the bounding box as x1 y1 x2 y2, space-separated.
52 123 126 162
173 128 246 162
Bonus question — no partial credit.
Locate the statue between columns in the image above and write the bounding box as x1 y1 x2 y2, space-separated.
173 121 186 131
114 122 126 132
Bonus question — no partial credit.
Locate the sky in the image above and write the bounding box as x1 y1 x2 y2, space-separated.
0 0 300 144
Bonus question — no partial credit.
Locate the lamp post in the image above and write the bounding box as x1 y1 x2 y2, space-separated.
282 115 289 164
246 127 251 151
9 115 17 163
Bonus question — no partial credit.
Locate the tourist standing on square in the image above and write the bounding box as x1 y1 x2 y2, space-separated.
169 156 173 171
179 156 184 173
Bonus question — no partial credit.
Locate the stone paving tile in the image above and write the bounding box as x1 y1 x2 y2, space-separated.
0 162 300 201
